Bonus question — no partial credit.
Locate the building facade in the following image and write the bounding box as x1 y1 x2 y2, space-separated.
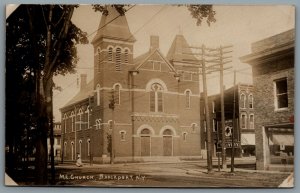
200 84 255 157
241 29 294 171
60 7 203 163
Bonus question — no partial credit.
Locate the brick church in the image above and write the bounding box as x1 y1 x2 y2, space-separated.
60 7 203 163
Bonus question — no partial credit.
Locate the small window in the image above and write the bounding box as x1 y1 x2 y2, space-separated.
249 94 253 109
120 131 126 141
183 132 187 141
240 93 246 108
95 119 101 130
274 78 288 109
114 84 120 105
96 84 100 106
203 120 207 132
108 47 113 61
87 139 91 156
116 47 121 71
191 123 196 133
241 113 247 129
249 114 254 129
185 90 191 109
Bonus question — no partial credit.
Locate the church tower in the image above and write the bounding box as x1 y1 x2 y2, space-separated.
91 6 135 160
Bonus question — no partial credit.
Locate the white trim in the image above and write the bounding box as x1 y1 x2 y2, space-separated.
145 79 168 92
137 124 155 135
102 38 135 46
159 125 177 136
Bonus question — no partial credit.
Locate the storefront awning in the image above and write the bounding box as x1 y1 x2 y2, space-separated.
269 134 294 146
241 134 255 145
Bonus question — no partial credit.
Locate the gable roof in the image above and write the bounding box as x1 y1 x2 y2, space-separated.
91 6 135 44
134 48 177 73
63 80 94 108
166 34 199 63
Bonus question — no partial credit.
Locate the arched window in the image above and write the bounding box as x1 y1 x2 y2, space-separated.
120 130 126 141
185 90 191 108
182 132 187 141
79 140 82 157
96 84 100 106
124 49 129 63
71 111 75 132
249 114 254 129
163 129 173 135
115 47 121 71
95 119 101 130
141 128 151 135
191 123 197 133
240 93 246 108
64 142 67 158
114 84 121 105
108 47 113 61
150 83 163 112
78 109 83 130
87 139 91 156
241 113 247 129
249 94 253 109
97 47 101 73
85 107 90 129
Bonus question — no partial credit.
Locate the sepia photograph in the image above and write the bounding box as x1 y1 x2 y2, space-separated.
5 4 295 187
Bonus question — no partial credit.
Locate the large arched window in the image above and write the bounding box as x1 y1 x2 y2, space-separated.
115 47 121 71
71 111 75 132
163 129 173 135
114 84 121 105
85 106 90 129
249 114 254 129
150 83 163 112
63 114 68 133
108 47 113 61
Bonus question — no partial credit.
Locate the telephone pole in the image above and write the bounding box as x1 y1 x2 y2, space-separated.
231 69 236 173
109 89 115 164
206 45 233 170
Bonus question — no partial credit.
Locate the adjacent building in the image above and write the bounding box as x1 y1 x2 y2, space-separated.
201 84 255 157
60 7 203 163
47 122 62 162
241 29 294 171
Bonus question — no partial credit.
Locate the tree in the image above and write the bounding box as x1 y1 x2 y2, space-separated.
6 5 88 185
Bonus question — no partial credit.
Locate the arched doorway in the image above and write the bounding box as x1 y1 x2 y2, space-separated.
140 128 151 156
163 129 173 156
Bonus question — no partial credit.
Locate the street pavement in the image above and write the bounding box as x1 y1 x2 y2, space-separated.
54 157 293 187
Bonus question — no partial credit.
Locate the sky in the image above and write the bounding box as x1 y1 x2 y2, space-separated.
51 4 295 122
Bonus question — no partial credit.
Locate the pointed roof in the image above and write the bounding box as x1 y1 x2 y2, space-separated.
91 6 135 44
166 34 199 63
133 48 177 73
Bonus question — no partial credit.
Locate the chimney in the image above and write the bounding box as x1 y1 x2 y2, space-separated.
150 35 159 51
80 74 87 90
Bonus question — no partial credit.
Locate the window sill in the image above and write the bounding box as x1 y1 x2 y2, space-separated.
275 108 289 112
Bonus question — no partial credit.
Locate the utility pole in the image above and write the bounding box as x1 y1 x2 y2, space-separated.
109 89 115 164
206 45 233 170
201 44 213 173
231 69 236 173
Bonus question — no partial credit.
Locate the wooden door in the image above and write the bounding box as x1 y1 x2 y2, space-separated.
141 136 150 156
163 136 172 156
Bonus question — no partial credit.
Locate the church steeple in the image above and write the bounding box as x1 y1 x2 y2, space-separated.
91 6 135 45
